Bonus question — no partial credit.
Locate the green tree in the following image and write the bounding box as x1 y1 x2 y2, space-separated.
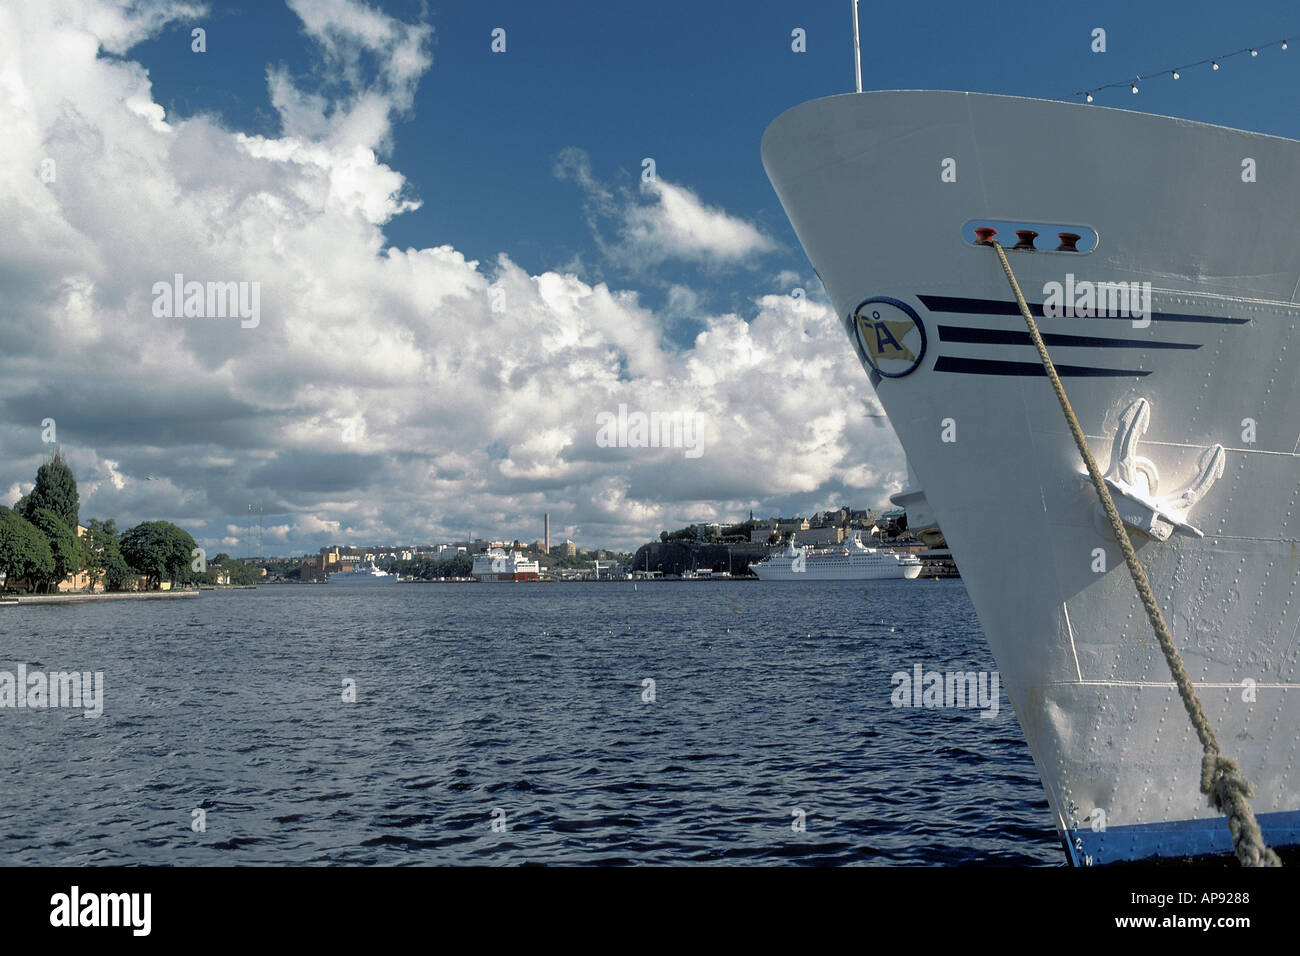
120 521 198 589
228 562 262 586
28 507 80 592
0 507 54 593
84 519 134 591
19 449 79 529
199 557 262 586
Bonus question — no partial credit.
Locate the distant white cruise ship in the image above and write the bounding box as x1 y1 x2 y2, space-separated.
471 548 540 582
750 534 923 580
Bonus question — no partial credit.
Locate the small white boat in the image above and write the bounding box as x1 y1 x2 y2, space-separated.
329 561 393 581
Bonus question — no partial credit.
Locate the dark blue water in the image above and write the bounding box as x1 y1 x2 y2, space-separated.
0 580 1060 865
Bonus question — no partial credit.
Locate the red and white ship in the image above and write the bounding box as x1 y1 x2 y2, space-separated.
471 548 540 582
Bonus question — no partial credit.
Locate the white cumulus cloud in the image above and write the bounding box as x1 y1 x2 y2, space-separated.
0 0 905 555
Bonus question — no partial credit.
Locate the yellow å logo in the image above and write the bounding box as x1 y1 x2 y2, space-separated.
857 311 916 363
851 298 926 377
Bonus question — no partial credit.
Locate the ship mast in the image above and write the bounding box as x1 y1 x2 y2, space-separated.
852 1 862 92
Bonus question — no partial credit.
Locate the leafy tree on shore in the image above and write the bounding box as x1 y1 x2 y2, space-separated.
197 555 263 586
388 553 473 580
0 507 54 593
84 519 135 591
28 507 80 592
7 456 204 593
719 519 757 538
18 449 79 529
120 521 198 590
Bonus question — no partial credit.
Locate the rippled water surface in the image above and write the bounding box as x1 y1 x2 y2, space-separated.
0 580 1061 865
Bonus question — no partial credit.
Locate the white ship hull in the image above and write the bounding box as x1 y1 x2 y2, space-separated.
763 91 1300 865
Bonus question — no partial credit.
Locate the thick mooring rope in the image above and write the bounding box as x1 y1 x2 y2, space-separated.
987 240 1280 867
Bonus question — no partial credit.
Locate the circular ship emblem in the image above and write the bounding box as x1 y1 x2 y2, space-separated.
851 297 926 378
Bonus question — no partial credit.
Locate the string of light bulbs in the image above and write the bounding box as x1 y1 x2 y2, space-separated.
1069 35 1293 102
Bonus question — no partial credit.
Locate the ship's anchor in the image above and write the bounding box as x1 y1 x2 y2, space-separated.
986 238 1278 865
1095 397 1225 541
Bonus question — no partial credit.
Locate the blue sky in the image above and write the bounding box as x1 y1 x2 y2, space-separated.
130 0 1300 339
2 0 1297 555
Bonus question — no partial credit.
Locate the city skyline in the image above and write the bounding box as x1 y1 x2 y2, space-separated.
225 502 902 559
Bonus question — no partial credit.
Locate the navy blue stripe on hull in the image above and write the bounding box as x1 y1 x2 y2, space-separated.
1069 808 1300 866
934 356 1151 377
919 294 1249 325
936 325 1199 350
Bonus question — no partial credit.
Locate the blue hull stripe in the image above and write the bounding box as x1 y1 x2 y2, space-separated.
934 356 1152 377
918 294 1250 325
1067 809 1300 866
936 325 1200 350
